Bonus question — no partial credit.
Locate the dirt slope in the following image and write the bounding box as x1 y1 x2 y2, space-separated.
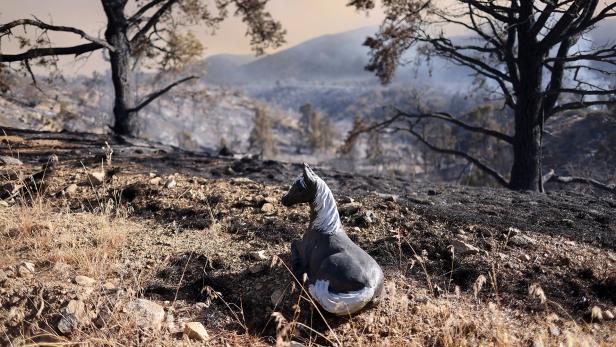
1 128 615 346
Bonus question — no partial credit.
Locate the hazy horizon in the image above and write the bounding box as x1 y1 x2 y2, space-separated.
0 0 389 76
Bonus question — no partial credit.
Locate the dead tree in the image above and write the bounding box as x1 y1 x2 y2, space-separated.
349 0 616 191
0 0 285 135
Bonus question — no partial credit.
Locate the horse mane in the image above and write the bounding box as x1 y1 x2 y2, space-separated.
310 175 342 235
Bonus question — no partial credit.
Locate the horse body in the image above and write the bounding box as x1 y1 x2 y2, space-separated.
282 164 384 315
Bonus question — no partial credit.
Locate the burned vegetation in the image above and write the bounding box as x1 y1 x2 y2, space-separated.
0 129 614 346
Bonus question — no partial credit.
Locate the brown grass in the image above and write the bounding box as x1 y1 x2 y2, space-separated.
1 146 615 346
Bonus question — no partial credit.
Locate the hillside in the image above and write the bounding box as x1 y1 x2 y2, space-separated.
1 129 615 346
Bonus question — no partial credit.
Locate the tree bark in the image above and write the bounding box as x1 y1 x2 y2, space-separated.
102 0 133 135
509 13 543 191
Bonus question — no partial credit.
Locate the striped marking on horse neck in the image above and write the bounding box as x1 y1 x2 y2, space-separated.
310 176 341 234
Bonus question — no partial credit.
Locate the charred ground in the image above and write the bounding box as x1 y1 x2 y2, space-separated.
1 128 615 346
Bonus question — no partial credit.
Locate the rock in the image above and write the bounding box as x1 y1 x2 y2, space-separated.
74 275 96 287
591 306 603 321
0 200 9 207
407 197 434 205
149 177 162 185
263 196 277 204
339 202 362 216
17 262 35 277
250 250 268 261
549 324 560 336
58 300 90 334
519 253 531 262
604 310 614 320
355 210 376 226
149 172 157 178
65 184 78 196
290 341 307 347
127 299 165 330
231 177 253 184
374 192 398 202
338 196 355 204
248 263 267 274
52 262 72 276
0 156 23 166
164 179 177 189
561 219 575 227
195 302 208 310
509 235 537 247
184 322 209 341
87 171 106 186
271 289 285 306
261 203 275 213
450 240 480 255
103 282 117 291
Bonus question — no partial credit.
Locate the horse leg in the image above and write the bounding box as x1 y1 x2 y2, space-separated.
291 239 306 281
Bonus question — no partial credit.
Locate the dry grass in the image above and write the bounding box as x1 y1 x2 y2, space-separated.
1 142 615 346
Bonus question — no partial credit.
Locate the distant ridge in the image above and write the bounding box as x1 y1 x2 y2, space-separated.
201 19 616 86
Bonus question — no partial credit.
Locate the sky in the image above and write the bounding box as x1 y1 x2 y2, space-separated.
0 0 387 75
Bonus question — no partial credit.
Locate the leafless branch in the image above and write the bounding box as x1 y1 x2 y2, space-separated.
128 75 198 113
403 124 510 187
0 18 114 51
0 42 102 62
543 169 616 195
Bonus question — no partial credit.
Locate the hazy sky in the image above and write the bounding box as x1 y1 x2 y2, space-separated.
0 0 387 75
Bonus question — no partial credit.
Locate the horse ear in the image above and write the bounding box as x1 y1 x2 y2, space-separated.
303 163 315 183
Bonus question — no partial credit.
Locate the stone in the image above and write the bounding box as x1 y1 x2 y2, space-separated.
74 275 96 287
549 324 560 336
164 179 177 189
263 196 277 204
195 302 208 310
184 322 209 341
248 263 266 274
339 202 362 216
591 306 603 321
103 282 117 291
261 203 275 213
374 192 398 202
58 300 90 334
604 310 614 320
250 250 268 261
271 289 285 306
450 240 480 255
149 177 162 185
519 253 531 262
17 262 35 277
0 156 23 166
65 184 78 196
338 196 355 204
87 171 106 186
231 177 253 184
354 211 375 227
509 235 536 247
127 299 165 330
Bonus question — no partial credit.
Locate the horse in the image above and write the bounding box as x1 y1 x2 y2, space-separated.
281 163 384 315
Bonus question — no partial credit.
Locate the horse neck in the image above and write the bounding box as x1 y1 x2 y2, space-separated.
309 179 341 234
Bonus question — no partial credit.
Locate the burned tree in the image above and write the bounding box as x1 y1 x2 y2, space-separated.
0 0 285 135
248 105 277 158
349 0 616 191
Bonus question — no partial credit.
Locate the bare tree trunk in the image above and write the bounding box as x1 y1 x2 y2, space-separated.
102 0 133 135
509 23 543 191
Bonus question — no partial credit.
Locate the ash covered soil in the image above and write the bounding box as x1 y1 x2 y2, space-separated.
1 128 615 346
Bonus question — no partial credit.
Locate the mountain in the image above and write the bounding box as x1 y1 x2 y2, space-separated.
202 26 472 85
202 20 616 87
